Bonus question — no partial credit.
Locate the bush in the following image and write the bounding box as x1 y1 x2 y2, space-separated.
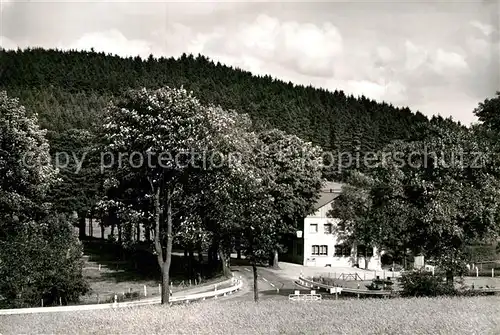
399 270 456 297
0 214 89 308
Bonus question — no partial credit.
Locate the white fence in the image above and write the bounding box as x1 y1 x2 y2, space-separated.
289 289 322 301
0 278 243 315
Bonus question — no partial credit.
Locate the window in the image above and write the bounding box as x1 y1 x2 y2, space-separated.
357 245 366 256
312 245 319 255
342 245 351 257
334 244 351 257
320 245 328 256
357 245 374 257
310 224 318 233
334 245 343 257
312 245 328 256
324 223 333 234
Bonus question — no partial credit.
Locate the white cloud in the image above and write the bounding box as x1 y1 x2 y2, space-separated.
0 35 17 50
404 40 429 71
470 20 495 36
342 79 407 104
466 36 491 56
195 14 343 78
431 48 469 75
60 29 153 58
376 46 395 63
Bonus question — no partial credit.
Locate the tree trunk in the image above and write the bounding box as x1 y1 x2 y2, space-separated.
352 241 359 267
88 217 93 237
153 183 174 305
270 249 279 269
198 247 203 263
235 237 241 260
197 246 204 279
136 222 141 242
117 224 122 244
403 245 407 270
163 187 174 303
208 239 219 272
446 270 454 287
161 262 170 303
100 223 105 240
189 248 195 279
219 249 231 277
184 248 190 276
252 262 259 302
78 215 86 239
207 246 213 266
364 245 370 270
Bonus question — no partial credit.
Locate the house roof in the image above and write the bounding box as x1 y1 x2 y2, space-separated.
321 181 343 193
313 181 343 210
314 192 340 210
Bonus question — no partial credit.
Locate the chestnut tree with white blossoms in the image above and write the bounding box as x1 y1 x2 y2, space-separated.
102 87 254 304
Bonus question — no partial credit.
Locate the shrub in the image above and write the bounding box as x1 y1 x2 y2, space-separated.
399 270 456 297
0 214 89 308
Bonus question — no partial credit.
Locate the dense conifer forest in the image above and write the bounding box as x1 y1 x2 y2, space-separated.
0 48 434 167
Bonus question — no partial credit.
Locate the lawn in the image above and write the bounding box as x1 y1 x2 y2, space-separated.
2 296 499 334
79 239 226 304
81 266 227 304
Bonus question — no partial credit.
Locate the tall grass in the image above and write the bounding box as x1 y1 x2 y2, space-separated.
1 296 499 334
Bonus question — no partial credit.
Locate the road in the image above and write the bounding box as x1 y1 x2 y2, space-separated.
221 265 304 302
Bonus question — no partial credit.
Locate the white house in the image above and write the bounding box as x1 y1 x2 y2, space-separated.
281 181 382 270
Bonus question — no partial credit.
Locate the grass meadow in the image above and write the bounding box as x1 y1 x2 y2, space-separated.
2 296 499 334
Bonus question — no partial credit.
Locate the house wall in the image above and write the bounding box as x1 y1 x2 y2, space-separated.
300 201 382 270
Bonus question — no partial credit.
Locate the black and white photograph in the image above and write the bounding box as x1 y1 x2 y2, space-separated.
1 0 500 333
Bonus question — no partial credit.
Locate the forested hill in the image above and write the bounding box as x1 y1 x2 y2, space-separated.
1 48 431 157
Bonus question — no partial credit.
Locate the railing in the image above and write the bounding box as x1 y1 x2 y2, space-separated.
312 270 401 281
0 277 243 315
338 273 363 281
298 275 396 297
289 289 322 301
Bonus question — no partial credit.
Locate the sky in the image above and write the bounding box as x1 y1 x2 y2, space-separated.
1 0 499 125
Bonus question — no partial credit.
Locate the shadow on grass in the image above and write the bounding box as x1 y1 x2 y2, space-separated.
82 238 221 284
